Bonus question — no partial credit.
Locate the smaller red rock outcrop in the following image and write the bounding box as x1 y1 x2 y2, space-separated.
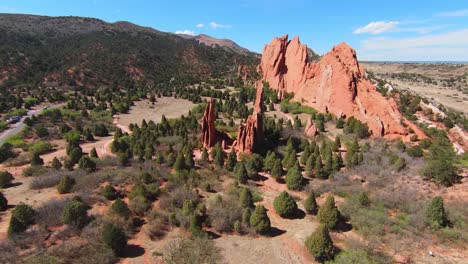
304 118 318 137
233 86 264 154
201 99 219 149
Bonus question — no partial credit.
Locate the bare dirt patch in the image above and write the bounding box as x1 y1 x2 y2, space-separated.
117 98 196 127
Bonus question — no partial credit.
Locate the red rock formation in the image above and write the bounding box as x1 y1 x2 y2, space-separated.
233 86 264 154
258 34 425 138
201 99 219 149
304 118 318 137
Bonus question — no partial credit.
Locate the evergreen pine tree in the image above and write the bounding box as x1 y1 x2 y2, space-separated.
242 208 251 225
102 223 127 256
314 156 326 179
305 225 334 261
426 196 447 229
285 162 304 190
358 192 370 207
185 148 195 169
174 152 186 171
304 191 319 215
213 143 224 167
273 191 298 218
0 192 8 211
226 151 237 171
332 154 343 172
31 152 44 166
236 163 248 184
62 199 88 228
110 198 131 219
201 148 209 162
300 145 311 165
317 196 340 230
51 157 62 170
250 205 271 234
57 175 75 194
239 188 254 208
270 159 284 181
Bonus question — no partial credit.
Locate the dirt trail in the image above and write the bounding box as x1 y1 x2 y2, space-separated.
0 116 129 239
215 173 317 264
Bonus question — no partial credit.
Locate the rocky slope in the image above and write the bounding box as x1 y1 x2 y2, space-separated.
179 34 251 54
258 34 422 137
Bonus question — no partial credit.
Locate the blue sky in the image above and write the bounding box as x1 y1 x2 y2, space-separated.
1 0 467 61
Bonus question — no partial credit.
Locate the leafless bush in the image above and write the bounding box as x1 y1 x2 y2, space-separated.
145 210 169 240
29 174 62 190
159 187 199 211
35 198 72 227
164 236 223 264
0 240 18 263
208 196 243 233
129 196 151 216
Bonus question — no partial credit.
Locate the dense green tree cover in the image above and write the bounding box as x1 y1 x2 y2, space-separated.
343 117 370 138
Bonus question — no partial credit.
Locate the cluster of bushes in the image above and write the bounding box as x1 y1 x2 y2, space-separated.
342 117 370 138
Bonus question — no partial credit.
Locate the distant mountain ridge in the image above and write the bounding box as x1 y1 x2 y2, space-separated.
0 13 258 88
178 33 251 54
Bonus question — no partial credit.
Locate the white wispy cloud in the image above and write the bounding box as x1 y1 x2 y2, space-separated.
361 29 468 50
196 23 204 28
209 21 231 29
358 29 468 61
436 9 468 18
354 21 399 34
175 30 195 36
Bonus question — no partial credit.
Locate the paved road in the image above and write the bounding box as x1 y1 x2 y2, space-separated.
0 104 64 146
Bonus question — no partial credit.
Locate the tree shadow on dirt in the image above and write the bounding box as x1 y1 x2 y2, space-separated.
122 244 145 258
266 227 286 237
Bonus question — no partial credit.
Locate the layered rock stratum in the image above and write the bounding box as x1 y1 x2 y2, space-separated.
258 34 423 137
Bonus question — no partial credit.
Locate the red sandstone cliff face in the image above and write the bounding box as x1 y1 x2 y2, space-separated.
233 86 264 154
258 34 423 138
201 99 219 149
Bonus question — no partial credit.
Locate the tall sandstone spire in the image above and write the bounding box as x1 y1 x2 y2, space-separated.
201 98 219 149
233 85 264 154
258 34 425 138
